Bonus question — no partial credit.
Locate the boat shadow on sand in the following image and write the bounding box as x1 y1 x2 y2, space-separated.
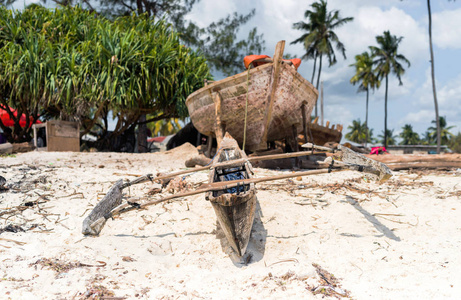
216 199 267 267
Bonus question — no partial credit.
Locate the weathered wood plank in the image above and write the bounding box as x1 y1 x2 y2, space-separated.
259 40 285 149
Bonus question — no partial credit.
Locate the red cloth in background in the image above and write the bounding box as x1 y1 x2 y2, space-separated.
370 146 387 155
0 107 41 127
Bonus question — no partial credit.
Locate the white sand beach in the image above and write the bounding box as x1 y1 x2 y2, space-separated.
1 145 460 299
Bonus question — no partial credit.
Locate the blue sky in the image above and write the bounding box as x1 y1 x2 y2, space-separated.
10 0 461 141
188 0 461 141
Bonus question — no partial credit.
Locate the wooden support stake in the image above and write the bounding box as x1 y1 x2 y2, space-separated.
301 103 308 145
292 124 299 152
320 80 324 126
205 135 213 158
260 40 285 149
213 92 225 148
292 124 300 167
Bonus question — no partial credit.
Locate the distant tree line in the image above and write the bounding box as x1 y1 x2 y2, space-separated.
291 0 457 153
345 117 460 153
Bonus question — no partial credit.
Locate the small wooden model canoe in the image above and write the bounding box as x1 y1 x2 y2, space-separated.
206 133 256 256
186 41 318 151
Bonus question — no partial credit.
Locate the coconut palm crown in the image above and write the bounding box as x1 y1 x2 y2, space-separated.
291 0 353 116
370 30 410 148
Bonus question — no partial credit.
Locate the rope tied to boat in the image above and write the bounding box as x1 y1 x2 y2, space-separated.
243 65 251 152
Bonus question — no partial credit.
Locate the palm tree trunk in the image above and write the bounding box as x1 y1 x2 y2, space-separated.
384 74 389 148
311 54 317 83
365 87 369 147
315 54 323 118
311 54 318 118
427 0 441 153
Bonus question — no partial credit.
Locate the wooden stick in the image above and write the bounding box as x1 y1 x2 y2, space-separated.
214 92 225 148
0 238 26 245
301 103 309 144
89 167 343 233
302 143 334 152
122 150 333 188
89 144 389 192
292 124 299 152
205 135 213 158
260 40 285 149
86 151 392 234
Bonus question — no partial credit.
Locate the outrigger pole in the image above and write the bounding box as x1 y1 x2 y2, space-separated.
82 143 392 236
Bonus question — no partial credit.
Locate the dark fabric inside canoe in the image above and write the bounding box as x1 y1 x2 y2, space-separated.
213 166 250 196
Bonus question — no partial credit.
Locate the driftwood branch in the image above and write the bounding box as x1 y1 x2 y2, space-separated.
364 154 461 170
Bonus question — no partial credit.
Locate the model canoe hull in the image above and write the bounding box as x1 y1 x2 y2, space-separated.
210 191 256 256
206 134 256 256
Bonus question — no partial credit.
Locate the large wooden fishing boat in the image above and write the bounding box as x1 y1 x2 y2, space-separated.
186 40 318 151
205 133 256 256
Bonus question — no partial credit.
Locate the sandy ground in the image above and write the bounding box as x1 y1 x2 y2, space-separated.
1 144 460 299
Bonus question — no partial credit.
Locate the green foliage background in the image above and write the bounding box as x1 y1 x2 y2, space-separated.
0 5 211 145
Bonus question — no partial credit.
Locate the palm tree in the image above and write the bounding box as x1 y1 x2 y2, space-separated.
370 31 410 148
350 51 380 147
378 129 397 146
448 132 461 153
428 116 455 145
292 0 353 117
345 119 373 144
421 130 435 145
148 118 183 137
427 0 441 153
399 124 420 145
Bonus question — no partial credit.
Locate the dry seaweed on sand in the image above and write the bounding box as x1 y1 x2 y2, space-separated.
310 263 351 299
30 258 83 275
77 283 117 300
164 176 191 194
448 189 461 198
30 258 107 277
0 224 26 234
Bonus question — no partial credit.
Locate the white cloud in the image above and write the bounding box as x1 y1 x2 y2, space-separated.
433 8 461 49
337 6 427 64
404 110 435 124
325 104 354 126
400 68 461 133
438 73 461 107
186 0 238 28
437 74 461 133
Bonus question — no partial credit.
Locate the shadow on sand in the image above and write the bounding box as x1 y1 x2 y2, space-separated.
345 195 401 242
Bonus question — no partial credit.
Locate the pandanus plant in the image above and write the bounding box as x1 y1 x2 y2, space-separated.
0 5 211 146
